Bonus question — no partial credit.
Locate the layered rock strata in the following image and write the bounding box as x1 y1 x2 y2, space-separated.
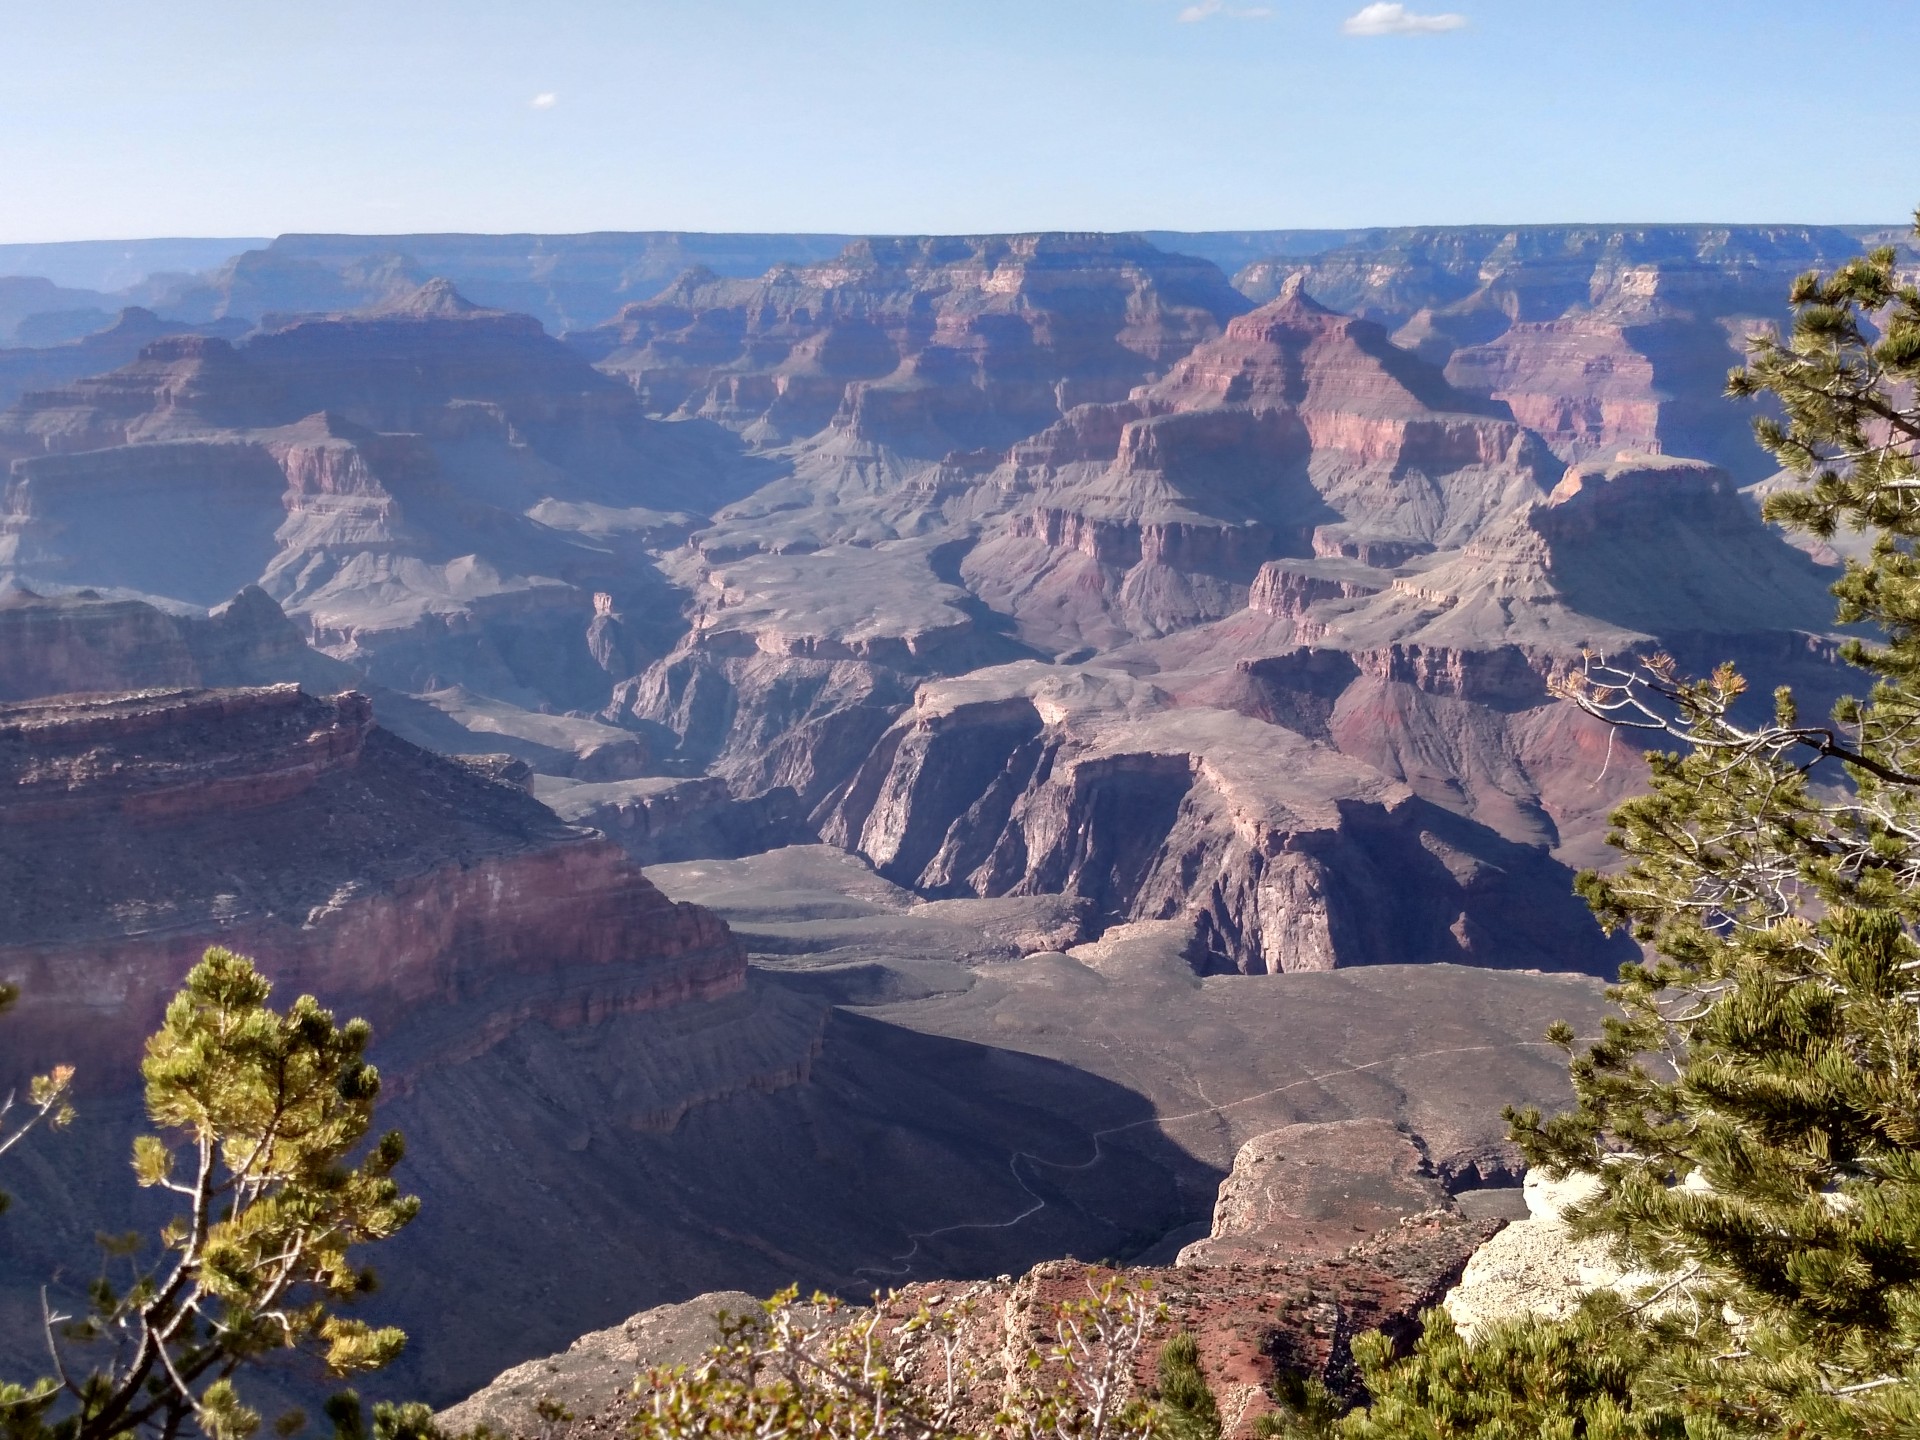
1233 225 1869 480
0 281 752 704
816 666 1623 974
958 279 1559 654
0 684 744 1084
569 234 1251 454
1176 1119 1455 1266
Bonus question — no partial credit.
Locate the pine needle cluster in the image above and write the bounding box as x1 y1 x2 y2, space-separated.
1 949 420 1440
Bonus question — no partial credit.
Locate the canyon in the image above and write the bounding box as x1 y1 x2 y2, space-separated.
0 223 1880 1408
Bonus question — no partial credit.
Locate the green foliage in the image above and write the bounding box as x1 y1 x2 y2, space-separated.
324 1391 446 1440
0 981 76 1217
1152 1334 1218 1440
1324 216 1920 1436
1 947 421 1440
1337 1301 1703 1440
1252 1371 1345 1440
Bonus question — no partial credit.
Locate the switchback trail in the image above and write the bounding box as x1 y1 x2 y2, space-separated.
855 1040 1559 1279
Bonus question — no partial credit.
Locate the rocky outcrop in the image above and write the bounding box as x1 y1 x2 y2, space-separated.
0 685 745 1085
0 308 248 414
0 283 756 708
473 1075 1528 1436
1176 1120 1453 1266
1440 1170 1663 1340
615 649 915 808
1 439 290 604
818 667 1625 975
441 1169 1498 1440
0 582 368 701
1376 451 1841 647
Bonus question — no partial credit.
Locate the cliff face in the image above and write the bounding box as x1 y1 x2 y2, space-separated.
0 685 745 1085
0 308 249 413
561 266 1844 983
0 230 1876 1420
817 669 1624 975
0 236 1853 1141
0 284 636 456
955 282 1558 655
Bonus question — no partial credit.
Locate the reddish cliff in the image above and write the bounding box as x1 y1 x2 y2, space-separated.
1233 225 1865 482
957 280 1556 654
817 668 1625 976
0 685 745 1087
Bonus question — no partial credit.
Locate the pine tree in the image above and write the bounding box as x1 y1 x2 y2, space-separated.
1 948 421 1440
1321 218 1920 1436
1152 1333 1219 1440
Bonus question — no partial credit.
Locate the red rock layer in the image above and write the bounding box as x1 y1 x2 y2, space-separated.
0 685 745 1088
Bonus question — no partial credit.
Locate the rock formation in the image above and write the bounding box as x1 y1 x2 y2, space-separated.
815 665 1623 974
0 307 248 411
0 685 744 1084
1175 1119 1455 1265
0 241 1850 992
1233 225 1869 481
569 234 1251 455
0 228 1873 1407
0 280 757 702
956 278 1560 653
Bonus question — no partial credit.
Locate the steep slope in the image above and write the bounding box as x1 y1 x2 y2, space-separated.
0 308 252 411
0 685 744 1082
0 231 1861 1417
0 683 1604 1409
598 273 1844 965
815 664 1624 975
432 852 1607 1432
0 581 666 784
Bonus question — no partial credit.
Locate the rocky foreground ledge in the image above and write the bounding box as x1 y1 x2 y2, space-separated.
441 1118 1528 1438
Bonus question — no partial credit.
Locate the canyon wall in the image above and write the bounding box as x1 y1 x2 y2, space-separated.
0 685 744 1085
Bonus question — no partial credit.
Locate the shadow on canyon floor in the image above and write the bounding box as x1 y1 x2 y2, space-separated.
0 981 1219 1407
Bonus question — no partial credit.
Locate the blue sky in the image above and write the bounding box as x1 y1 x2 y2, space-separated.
2 0 1916 241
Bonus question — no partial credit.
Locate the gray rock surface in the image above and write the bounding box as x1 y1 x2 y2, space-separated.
436 1292 758 1438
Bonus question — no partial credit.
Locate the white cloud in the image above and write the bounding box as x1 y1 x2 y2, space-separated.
530 92 558 109
1342 3 1467 35
1178 1 1273 21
